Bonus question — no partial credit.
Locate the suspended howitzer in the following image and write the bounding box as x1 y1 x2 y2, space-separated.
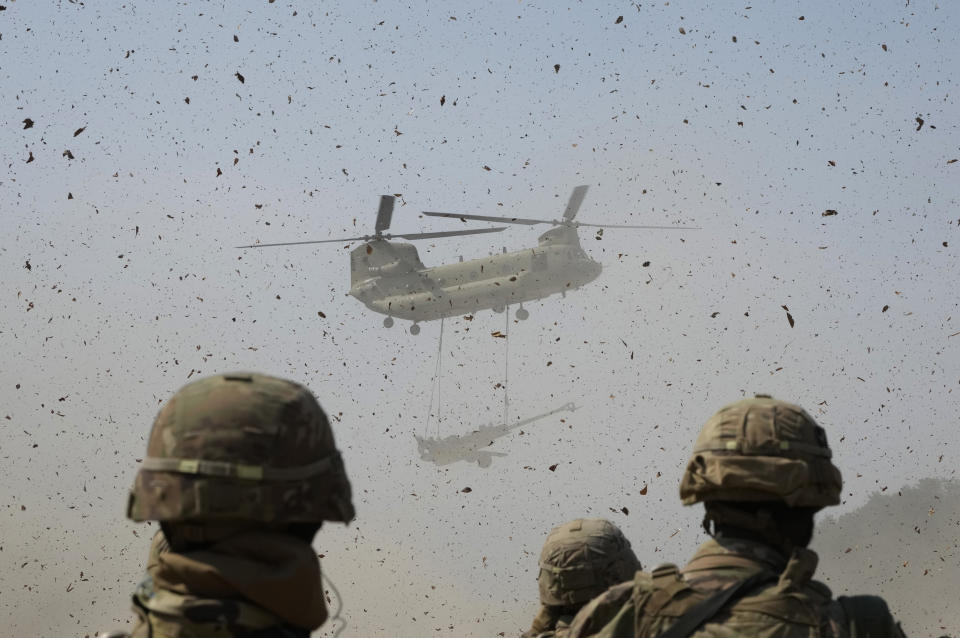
415 402 577 467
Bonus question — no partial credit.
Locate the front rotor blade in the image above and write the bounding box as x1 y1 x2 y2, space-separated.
574 222 701 230
375 195 395 233
562 185 589 221
237 236 372 248
422 211 550 225
392 227 507 240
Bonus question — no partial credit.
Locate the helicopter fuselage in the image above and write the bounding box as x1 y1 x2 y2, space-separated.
349 227 601 322
241 185 688 328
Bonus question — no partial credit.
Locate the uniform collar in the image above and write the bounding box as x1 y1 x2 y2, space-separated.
683 537 822 594
684 537 790 574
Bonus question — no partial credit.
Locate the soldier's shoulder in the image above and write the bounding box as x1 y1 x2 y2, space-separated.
565 580 636 638
836 594 907 638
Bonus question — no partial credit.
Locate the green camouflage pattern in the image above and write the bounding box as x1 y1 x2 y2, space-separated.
521 616 573 638
561 581 635 638
679 396 842 508
521 605 576 638
128 372 354 524
129 576 308 638
565 538 906 638
538 518 641 606
118 528 324 637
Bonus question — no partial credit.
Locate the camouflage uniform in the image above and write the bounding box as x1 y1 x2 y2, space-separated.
103 372 354 638
565 396 906 638
523 518 641 638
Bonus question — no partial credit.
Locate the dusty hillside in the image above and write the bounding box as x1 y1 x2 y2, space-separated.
814 479 959 637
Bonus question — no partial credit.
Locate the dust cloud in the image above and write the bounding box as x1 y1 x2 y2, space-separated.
814 479 960 635
1 2 958 637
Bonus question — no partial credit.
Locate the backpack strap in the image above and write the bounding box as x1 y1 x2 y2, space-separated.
655 570 777 638
632 565 689 637
647 564 689 613
838 595 902 638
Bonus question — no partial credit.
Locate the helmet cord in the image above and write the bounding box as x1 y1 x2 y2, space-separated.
322 571 346 638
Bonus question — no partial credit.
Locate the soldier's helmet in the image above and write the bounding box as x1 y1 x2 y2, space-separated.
127 372 354 525
537 518 641 607
679 395 842 509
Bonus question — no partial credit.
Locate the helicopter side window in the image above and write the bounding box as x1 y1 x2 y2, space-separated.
532 251 547 271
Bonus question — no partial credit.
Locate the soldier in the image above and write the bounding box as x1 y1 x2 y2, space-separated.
105 372 354 637
566 395 906 638
523 518 641 638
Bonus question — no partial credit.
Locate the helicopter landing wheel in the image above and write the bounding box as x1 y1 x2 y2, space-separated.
516 307 529 321
409 323 421 335
492 305 505 314
383 317 394 328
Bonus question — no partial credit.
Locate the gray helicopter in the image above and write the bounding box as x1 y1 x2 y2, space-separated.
239 186 692 333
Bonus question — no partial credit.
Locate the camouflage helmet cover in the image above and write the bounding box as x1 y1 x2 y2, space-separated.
679 395 842 509
128 373 354 525
537 518 641 606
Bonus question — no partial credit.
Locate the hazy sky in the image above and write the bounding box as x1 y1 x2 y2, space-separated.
1 1 958 636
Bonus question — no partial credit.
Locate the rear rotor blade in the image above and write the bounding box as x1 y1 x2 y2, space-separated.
237 236 373 248
574 222 701 230
562 185 589 221
392 227 506 240
237 227 506 248
422 211 551 225
375 195 395 234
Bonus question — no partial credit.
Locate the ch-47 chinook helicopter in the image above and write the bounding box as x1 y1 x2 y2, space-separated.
239 186 692 333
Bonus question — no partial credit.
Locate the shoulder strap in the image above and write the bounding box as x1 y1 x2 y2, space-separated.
646 564 687 612
655 571 778 638
632 564 687 636
838 595 901 638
